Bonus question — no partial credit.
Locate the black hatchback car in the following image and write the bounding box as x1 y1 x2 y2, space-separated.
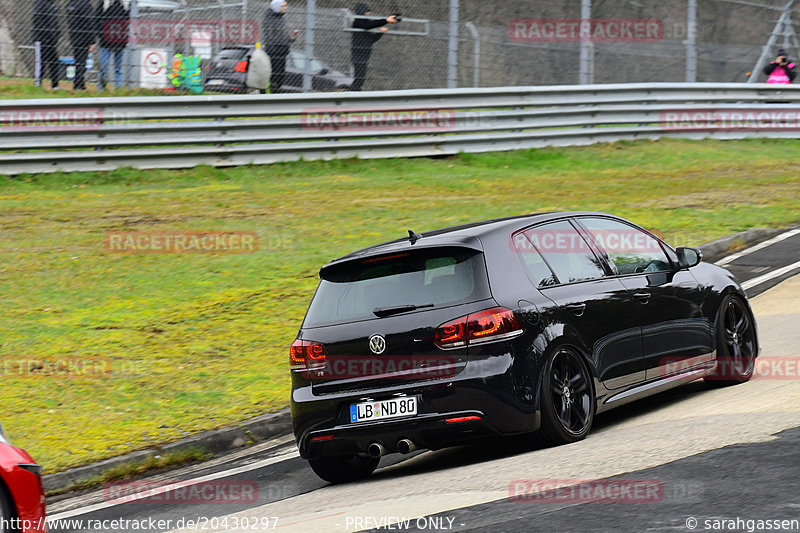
290 212 759 483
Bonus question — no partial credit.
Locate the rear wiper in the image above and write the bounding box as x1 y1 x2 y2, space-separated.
373 303 434 318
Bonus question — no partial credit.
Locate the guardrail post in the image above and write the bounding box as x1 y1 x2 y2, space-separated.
34 41 41 87
685 0 697 82
465 22 479 88
303 0 316 92
448 0 459 88
578 0 594 85
127 0 139 89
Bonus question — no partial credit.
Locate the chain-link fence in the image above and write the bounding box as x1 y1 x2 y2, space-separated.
2 0 800 93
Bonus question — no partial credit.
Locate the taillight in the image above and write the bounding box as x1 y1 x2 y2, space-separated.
234 60 248 73
290 339 327 371
434 319 466 348
445 415 482 423
434 307 523 349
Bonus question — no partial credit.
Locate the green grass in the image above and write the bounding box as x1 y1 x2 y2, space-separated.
46 447 211 496
1 137 800 473
0 76 189 99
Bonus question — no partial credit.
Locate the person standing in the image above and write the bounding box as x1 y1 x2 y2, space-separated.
67 0 95 91
763 48 796 84
262 0 298 93
32 0 62 89
96 0 129 90
350 3 398 91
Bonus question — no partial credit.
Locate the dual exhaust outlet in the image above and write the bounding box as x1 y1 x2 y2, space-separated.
367 438 416 458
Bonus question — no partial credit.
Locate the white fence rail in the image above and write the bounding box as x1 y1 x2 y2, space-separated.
3 83 800 175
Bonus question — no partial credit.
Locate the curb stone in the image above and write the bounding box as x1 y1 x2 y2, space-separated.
41 226 793 495
43 409 292 494
697 227 785 263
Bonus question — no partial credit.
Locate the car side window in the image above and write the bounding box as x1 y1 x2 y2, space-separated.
578 217 672 275
518 221 606 285
513 233 558 287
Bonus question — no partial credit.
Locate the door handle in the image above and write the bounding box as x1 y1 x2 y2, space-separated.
565 303 587 316
633 292 651 304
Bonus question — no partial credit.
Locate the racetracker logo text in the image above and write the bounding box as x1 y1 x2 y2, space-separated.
0 108 102 131
104 480 258 504
661 108 800 131
105 231 258 254
661 356 800 381
509 18 663 42
508 479 664 503
306 355 460 381
301 108 456 131
511 228 663 254
103 19 258 44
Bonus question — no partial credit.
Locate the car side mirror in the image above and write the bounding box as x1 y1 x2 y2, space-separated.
318 67 329 75
676 247 702 269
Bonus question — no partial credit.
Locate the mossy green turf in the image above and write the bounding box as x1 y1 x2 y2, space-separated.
1 138 799 473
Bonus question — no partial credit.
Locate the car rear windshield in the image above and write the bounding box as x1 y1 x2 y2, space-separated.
218 48 249 60
303 247 491 328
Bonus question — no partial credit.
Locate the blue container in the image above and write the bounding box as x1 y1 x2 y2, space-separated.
59 56 76 81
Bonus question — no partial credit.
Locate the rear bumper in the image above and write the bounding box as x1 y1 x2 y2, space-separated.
292 353 541 459
203 82 245 93
302 409 540 459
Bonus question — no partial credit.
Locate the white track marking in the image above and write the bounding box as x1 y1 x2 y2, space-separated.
741 259 800 290
715 229 800 266
46 447 300 522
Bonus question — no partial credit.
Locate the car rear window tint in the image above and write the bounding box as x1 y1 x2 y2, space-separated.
303 247 491 327
218 48 248 60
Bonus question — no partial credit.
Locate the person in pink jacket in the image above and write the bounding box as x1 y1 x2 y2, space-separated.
763 48 796 83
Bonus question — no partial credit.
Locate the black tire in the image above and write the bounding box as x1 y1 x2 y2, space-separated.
705 294 757 386
307 454 379 484
538 347 595 445
0 481 18 533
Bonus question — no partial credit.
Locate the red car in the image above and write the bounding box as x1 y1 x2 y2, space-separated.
0 423 46 533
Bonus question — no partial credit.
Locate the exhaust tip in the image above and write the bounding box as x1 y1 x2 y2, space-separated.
367 442 387 459
397 438 417 454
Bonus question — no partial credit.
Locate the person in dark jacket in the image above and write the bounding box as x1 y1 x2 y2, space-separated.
350 3 398 91
67 0 96 91
262 0 298 93
763 48 797 84
32 0 62 89
96 0 129 90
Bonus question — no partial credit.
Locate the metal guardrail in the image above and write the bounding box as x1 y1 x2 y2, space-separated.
3 83 800 175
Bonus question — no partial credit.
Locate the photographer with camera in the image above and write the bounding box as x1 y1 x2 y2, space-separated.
763 48 797 84
350 3 399 91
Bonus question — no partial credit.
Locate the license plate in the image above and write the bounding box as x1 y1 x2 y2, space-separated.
350 397 417 423
207 79 224 85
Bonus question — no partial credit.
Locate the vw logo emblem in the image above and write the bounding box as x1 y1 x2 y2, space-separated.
368 334 386 355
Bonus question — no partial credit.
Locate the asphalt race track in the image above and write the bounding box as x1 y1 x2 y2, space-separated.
46 229 800 533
